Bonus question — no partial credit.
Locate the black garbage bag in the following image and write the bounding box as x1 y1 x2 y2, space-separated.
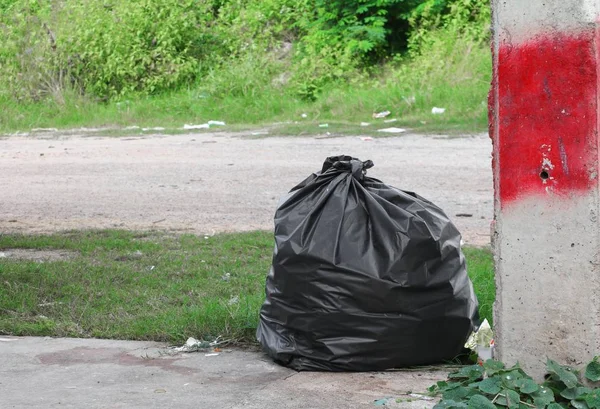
256 155 480 371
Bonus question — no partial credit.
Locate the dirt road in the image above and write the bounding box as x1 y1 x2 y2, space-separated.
1 131 493 245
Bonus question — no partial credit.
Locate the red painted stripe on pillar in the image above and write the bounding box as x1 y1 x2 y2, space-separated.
495 32 598 205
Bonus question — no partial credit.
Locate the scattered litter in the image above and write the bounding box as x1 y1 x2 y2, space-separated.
455 213 473 218
125 126 140 130
372 111 391 119
204 236 209 239
373 398 392 406
180 121 224 130
377 127 406 134
403 95 416 105
431 107 446 115
360 122 371 127
205 353 220 357
38 301 64 307
383 118 398 123
318 124 329 128
465 319 494 363
172 336 227 353
222 273 231 282
149 265 155 271
408 394 434 401
0 338 18 342
301 113 308 118
201 260 206 263
251 131 269 136
360 137 373 142
31 128 58 132
0 252 5 258
154 389 167 394
183 124 210 130
184 383 190 386
228 296 239 305
142 127 165 131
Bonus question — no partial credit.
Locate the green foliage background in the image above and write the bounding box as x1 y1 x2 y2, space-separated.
0 0 492 130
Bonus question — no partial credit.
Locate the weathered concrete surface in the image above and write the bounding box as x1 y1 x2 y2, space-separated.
491 0 600 377
0 336 447 409
0 132 493 246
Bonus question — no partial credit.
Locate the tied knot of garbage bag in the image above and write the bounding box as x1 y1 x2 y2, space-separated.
321 155 374 181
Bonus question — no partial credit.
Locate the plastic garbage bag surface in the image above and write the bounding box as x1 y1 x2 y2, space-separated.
257 155 479 371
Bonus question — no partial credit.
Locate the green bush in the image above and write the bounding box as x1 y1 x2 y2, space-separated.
0 0 491 108
387 0 491 122
0 0 224 100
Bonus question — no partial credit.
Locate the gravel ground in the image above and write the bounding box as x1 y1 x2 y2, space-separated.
0 131 493 246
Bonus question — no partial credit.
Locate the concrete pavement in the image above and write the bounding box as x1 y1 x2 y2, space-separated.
1 336 448 408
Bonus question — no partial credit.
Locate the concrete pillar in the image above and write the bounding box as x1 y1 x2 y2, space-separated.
491 0 600 377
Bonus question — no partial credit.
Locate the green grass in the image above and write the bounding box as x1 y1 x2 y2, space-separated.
0 51 490 136
0 230 494 343
464 247 495 325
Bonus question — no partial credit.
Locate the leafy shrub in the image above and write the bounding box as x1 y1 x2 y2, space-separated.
428 357 600 409
0 0 491 103
0 0 224 100
383 0 491 122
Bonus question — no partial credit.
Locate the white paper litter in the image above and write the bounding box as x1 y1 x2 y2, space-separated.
377 127 406 134
372 111 391 119
172 337 225 353
183 124 210 130
465 319 494 349
431 107 446 115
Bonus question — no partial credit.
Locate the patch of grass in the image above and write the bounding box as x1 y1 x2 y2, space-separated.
464 247 495 325
0 231 495 343
0 81 488 136
0 44 490 136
